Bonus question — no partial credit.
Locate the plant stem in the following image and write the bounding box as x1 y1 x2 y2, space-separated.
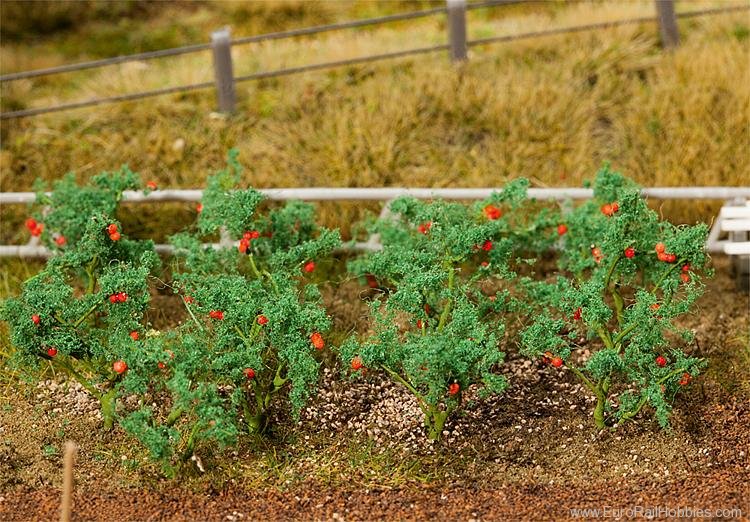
99 388 117 431
426 408 449 440
568 366 608 429
613 323 638 347
595 326 614 350
73 301 101 328
617 395 648 425
85 255 99 295
603 254 621 289
611 285 624 327
183 297 204 331
651 258 684 294
437 263 455 332
593 393 607 429
52 358 100 399
567 365 597 395
165 406 184 427
381 365 429 416
247 254 262 279
181 421 201 461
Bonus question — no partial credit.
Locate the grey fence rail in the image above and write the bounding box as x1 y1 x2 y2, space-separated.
1 2 747 120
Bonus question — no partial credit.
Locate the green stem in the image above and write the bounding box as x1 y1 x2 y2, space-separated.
271 363 287 393
100 388 117 431
651 258 684 294
568 366 607 429
183 297 204 331
426 408 449 441
165 406 184 427
611 285 624 327
51 358 101 399
381 365 429 415
73 301 101 328
567 365 597 395
181 421 201 461
247 254 262 279
618 395 648 425
85 255 99 295
437 264 455 332
593 393 607 429
234 326 250 344
262 270 280 295
248 254 280 294
617 371 683 426
657 367 687 385
603 254 621 289
595 326 614 350
613 323 638 347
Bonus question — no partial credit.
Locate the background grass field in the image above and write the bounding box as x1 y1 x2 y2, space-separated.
1 0 749 242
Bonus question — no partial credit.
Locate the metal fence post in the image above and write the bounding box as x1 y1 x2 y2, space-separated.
211 27 236 112
655 0 680 48
447 0 467 62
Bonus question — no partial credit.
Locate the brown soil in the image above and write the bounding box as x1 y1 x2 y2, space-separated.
2 463 748 522
0 256 748 521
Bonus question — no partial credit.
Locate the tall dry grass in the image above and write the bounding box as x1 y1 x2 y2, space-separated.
0 0 748 240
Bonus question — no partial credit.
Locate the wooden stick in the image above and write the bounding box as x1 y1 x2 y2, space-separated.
60 441 77 522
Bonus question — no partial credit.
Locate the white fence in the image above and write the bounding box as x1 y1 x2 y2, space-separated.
2 186 749 257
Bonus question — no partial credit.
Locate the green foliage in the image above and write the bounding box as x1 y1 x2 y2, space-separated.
2 172 158 430
520 165 710 429
121 151 341 466
31 168 142 250
342 182 554 439
2 156 715 472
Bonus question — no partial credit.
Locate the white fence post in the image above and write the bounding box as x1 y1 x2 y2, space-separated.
211 27 236 113
447 0 468 62
655 0 680 48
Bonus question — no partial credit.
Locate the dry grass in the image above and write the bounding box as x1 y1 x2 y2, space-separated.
0 0 748 240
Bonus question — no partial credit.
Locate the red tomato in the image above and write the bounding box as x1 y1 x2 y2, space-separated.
483 205 502 220
310 332 325 350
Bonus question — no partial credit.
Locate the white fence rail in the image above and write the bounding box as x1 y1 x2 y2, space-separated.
2 186 749 258
3 186 750 205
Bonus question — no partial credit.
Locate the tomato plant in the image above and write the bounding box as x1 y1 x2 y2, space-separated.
1 153 718 470
28 167 143 251
2 171 158 429
341 180 555 440
520 166 710 429
120 153 341 470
